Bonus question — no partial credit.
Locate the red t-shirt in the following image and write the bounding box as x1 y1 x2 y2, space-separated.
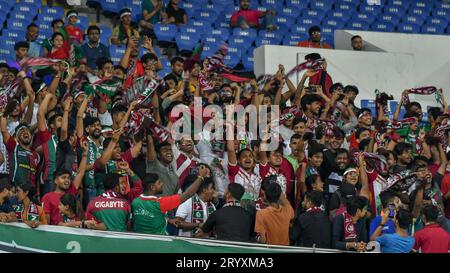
413 224 450 253
259 160 295 206
297 40 332 49
66 25 84 44
309 69 333 97
41 186 78 225
230 10 263 27
441 174 450 219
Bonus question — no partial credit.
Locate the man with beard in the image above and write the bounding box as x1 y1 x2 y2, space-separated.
81 25 110 72
230 0 276 30
285 134 304 173
0 178 17 222
168 56 184 81
172 135 200 188
37 93 64 195
300 94 323 134
131 167 209 235
25 23 42 58
41 165 87 225
298 26 332 49
348 108 373 150
392 142 413 173
321 127 346 178
111 8 140 46
1 119 39 188
323 148 349 203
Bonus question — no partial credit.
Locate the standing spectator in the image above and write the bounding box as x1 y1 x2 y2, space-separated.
146 137 179 197
65 10 84 44
291 190 331 248
7 42 29 74
351 35 363 51
373 209 415 253
255 177 294 246
162 0 187 26
298 26 332 49
14 183 47 228
81 25 111 73
131 167 208 235
230 0 276 30
440 151 450 229
140 0 164 39
196 183 253 242
25 23 43 58
369 191 399 240
175 170 217 237
85 173 131 231
168 56 184 81
332 196 369 251
111 8 140 46
0 179 17 222
413 204 450 253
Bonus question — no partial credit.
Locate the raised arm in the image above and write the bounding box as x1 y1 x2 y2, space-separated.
146 133 157 162
18 71 35 125
142 36 163 71
226 122 237 165
358 154 371 200
394 91 407 122
72 139 89 190
119 101 138 129
76 96 90 139
119 38 137 69
37 93 54 132
179 165 210 203
0 117 11 144
60 96 73 142
95 129 122 169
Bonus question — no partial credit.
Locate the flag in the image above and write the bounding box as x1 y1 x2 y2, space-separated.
85 78 122 97
221 73 251 82
286 58 324 78
127 109 170 143
19 57 62 70
126 76 159 106
0 81 20 110
403 86 437 105
58 26 84 67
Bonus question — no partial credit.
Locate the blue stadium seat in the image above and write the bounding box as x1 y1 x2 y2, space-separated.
228 36 251 51
38 31 52 42
408 7 430 20
425 17 448 27
201 43 221 59
180 25 200 38
275 16 295 29
22 0 42 6
190 20 213 32
383 4 407 15
432 8 450 21
255 37 279 47
181 1 200 16
260 0 283 11
320 27 334 38
101 0 125 15
334 3 358 16
346 19 371 31
2 38 17 48
410 0 433 11
371 21 396 32
397 22 421 33
322 17 347 29
297 16 322 27
403 15 425 26
436 1 450 10
9 10 34 22
193 9 219 23
351 12 377 25
0 42 14 56
420 24 446 35
321 34 334 48
207 28 230 42
99 25 113 41
153 23 178 42
286 0 309 10
280 6 302 19
359 3 383 14
232 28 257 42
175 32 200 51
241 52 254 71
0 1 12 13
37 19 52 33
325 10 349 20
76 16 90 30
13 3 39 15
223 51 241 68
258 30 283 42
128 2 143 22
302 9 326 21
203 35 225 47
311 0 334 12
7 19 29 31
377 13 401 25
360 100 376 115
109 44 126 63
37 13 59 24
386 0 410 9
2 29 25 41
40 6 65 20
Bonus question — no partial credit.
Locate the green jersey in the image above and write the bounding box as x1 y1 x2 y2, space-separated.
83 137 103 194
132 194 181 235
86 191 131 232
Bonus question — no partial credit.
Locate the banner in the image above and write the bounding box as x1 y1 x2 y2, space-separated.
0 223 342 253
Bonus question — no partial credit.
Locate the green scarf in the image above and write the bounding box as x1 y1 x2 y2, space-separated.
191 194 215 236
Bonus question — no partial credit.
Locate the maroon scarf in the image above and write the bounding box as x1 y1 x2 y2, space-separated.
286 58 324 78
343 211 357 242
403 86 437 105
353 152 388 175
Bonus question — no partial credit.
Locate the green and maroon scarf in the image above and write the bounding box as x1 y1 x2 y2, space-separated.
14 203 41 222
403 86 438 105
343 211 357 242
191 194 215 236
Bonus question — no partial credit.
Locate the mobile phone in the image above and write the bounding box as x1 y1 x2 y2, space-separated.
388 204 395 218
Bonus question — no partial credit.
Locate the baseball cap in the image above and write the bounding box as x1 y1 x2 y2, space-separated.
340 183 357 199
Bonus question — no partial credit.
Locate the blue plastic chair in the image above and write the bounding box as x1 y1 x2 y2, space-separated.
228 36 251 51
255 36 278 47
259 30 283 42
0 1 12 13
312 0 334 11
13 3 39 15
359 3 383 14
383 5 407 16
241 53 254 71
101 0 125 15
346 19 371 31
360 100 376 114
408 7 430 20
371 21 396 32
193 9 219 23
203 35 225 47
223 52 241 68
99 25 113 41
403 15 425 26
181 1 200 16
76 15 90 30
378 13 401 25
279 6 302 19
201 44 221 60
420 24 446 35
320 26 334 37
153 23 178 42
286 0 310 10
207 28 230 42
433 8 450 21
436 1 450 10
297 16 322 27
37 19 53 32
397 22 421 33
180 25 199 36
303 9 326 21
232 28 257 42
276 16 295 29
260 0 283 11
411 0 433 11
425 17 447 27
322 17 347 29
386 0 411 9
41 6 65 19
351 12 377 25
175 32 200 51
321 34 334 48
7 19 29 31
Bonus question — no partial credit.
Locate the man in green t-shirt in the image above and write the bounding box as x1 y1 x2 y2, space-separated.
131 165 210 235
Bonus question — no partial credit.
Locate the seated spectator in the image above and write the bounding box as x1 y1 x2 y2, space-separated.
413 204 450 253
41 19 65 53
7 42 31 77
25 23 43 58
14 183 48 228
45 32 71 60
0 178 17 223
131 167 209 235
332 196 369 252
81 25 111 73
298 26 332 49
57 194 86 227
374 209 415 253
291 190 331 248
230 0 276 30
140 0 164 39
351 35 363 51
162 0 187 26
196 183 253 242
255 176 294 246
65 10 84 44
111 8 140 46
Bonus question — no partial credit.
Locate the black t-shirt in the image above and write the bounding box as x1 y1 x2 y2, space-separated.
166 6 187 24
201 205 253 242
291 210 331 248
56 139 78 175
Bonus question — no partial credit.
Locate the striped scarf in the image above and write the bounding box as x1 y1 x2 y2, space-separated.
286 58 324 78
0 80 19 110
343 211 357 242
191 194 215 236
85 77 122 97
15 202 40 222
353 152 388 175
403 86 438 105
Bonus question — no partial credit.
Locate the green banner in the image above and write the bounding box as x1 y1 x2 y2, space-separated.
0 223 341 253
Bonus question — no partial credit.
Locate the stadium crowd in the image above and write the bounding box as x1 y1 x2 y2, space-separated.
0 0 449 254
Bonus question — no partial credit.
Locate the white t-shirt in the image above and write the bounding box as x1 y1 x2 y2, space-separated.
175 196 215 237
98 111 113 126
